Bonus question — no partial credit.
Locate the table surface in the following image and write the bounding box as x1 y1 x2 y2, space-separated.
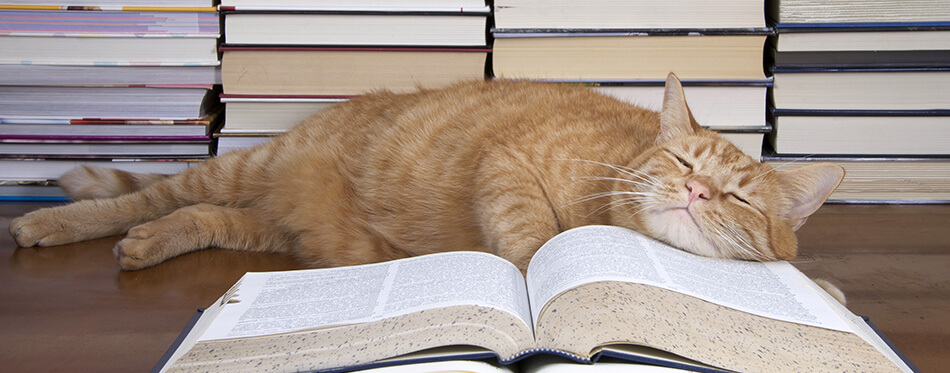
1 202 948 372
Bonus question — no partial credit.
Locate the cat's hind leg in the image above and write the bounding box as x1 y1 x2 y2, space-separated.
115 203 294 270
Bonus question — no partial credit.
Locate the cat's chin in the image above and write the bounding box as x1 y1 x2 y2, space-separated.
640 208 723 259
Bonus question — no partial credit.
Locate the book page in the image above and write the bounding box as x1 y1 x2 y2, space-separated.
526 225 852 332
199 251 531 341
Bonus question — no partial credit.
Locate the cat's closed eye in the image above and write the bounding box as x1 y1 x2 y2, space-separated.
727 193 751 205
674 155 693 171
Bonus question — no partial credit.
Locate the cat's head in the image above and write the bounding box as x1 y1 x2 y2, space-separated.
613 74 844 261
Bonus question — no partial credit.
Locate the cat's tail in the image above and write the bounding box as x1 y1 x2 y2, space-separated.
58 165 172 201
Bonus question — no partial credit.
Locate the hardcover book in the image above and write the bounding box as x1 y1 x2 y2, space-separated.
769 111 950 156
218 0 486 10
222 8 490 47
220 46 489 96
219 95 344 134
771 68 950 111
492 31 768 81
770 23 950 69
767 0 950 24
493 0 765 30
764 154 950 203
156 226 914 373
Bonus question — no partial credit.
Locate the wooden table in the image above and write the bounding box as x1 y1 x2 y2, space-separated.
1 202 947 372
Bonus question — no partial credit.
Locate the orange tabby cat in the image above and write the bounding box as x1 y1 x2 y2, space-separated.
9 74 844 274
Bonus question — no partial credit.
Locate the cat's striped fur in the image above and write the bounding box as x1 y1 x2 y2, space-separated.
10 74 844 275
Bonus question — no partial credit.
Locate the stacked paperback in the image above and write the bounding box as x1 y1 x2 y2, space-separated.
216 0 490 153
0 1 222 200
766 0 950 202
491 0 772 159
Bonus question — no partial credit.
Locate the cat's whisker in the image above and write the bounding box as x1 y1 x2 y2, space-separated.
712 227 747 260
720 225 773 262
732 227 775 262
567 190 654 207
712 226 767 262
574 176 657 190
584 195 657 218
555 158 662 186
621 202 661 225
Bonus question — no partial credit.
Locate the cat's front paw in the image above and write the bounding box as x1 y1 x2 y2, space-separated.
114 226 163 271
9 210 73 247
114 223 191 271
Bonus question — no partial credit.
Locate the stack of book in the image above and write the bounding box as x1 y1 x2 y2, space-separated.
215 0 491 153
766 0 950 202
0 1 222 201
490 0 772 159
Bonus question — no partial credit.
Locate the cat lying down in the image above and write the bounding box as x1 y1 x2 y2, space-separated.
9 74 845 300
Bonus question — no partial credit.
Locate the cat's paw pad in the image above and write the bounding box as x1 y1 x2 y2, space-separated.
9 211 70 247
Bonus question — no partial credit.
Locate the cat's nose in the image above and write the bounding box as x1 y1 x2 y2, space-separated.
686 180 711 203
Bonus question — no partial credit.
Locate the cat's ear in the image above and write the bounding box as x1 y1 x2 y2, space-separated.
656 73 702 144
777 163 845 231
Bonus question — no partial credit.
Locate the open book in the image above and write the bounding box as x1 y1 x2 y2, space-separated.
157 225 915 373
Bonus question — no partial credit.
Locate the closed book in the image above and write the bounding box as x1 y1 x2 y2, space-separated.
493 0 765 29
219 95 345 134
0 109 221 138
0 9 219 66
0 86 219 121
0 138 212 157
0 64 221 86
0 157 203 181
768 0 950 24
492 32 768 81
222 9 489 47
769 111 950 156
214 133 276 155
770 23 950 69
771 68 950 111
0 1 216 8
219 0 486 9
764 154 950 203
220 46 489 96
